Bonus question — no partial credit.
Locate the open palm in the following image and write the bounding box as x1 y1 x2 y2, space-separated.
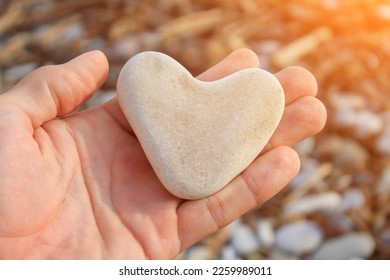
0 49 326 259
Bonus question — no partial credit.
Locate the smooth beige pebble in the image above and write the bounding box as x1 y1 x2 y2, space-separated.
117 51 285 200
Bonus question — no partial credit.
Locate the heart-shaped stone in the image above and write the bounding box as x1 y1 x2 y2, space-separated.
117 51 284 200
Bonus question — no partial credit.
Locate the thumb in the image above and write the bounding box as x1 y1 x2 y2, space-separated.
0 50 108 128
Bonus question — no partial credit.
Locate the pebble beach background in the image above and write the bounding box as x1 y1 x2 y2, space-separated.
1 0 390 259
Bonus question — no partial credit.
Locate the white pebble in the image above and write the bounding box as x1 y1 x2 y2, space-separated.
4 62 39 82
329 215 355 232
341 189 365 211
336 174 353 190
334 108 356 128
330 93 383 139
255 40 282 54
329 93 365 110
283 192 342 216
376 165 390 195
335 109 383 139
354 110 383 139
268 248 299 260
275 221 323 255
186 245 214 260
255 219 275 248
294 137 316 157
334 139 368 170
311 233 375 259
289 158 320 189
230 223 260 256
220 245 237 260
63 23 85 42
376 125 390 155
114 36 142 58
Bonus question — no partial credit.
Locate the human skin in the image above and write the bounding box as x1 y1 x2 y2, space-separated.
0 49 326 259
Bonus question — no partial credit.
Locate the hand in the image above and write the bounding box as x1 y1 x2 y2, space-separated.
0 49 326 259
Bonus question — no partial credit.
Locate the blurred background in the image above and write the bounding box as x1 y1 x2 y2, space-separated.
1 0 390 259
